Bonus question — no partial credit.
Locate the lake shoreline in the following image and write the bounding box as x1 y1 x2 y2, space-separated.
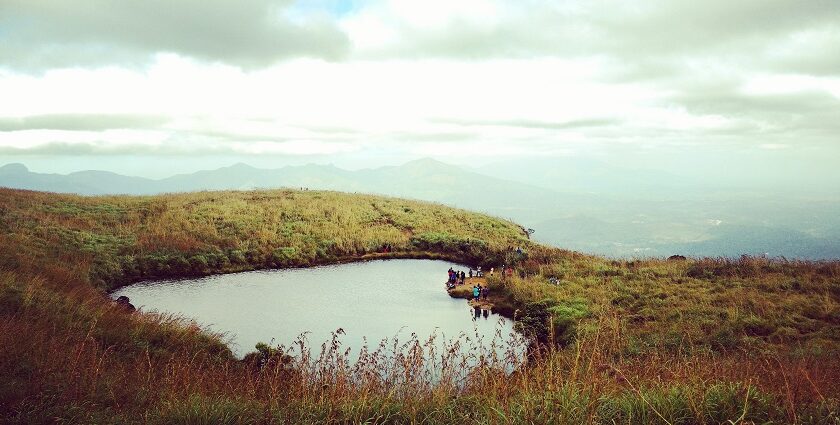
112 258 520 359
106 250 474 295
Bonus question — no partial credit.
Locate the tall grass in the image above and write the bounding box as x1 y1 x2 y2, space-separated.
0 188 838 423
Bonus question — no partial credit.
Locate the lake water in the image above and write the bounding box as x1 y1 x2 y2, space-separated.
112 259 522 359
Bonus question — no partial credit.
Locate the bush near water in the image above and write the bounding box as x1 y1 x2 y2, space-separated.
0 187 838 423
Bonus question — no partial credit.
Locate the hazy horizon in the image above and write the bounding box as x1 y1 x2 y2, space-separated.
1 1 839 190
3 152 839 198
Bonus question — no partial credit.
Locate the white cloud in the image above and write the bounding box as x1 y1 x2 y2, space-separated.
230 140 358 155
0 0 349 71
759 144 789 150
0 0 838 173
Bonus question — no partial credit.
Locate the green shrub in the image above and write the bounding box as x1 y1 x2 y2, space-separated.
227 250 246 265
515 299 556 344
410 232 488 264
742 315 775 337
709 325 741 351
271 247 299 267
150 394 261 425
700 383 776 424
548 299 590 345
515 298 588 346
188 254 210 273
597 384 777 424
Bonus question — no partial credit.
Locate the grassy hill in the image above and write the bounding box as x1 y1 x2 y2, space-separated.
0 188 838 423
5 160 840 260
0 188 529 290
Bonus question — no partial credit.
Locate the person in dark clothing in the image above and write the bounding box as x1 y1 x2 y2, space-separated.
468 269 473 278
481 286 488 300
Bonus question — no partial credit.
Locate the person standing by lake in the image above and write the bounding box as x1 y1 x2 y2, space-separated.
472 285 480 301
481 285 488 300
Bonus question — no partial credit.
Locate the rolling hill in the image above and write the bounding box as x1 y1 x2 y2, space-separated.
2 159 839 260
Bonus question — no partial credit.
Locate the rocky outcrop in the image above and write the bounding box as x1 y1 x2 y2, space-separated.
115 295 136 312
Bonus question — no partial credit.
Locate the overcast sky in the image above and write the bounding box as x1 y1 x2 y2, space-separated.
0 0 838 182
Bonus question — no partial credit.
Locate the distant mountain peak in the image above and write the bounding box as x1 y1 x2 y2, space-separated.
0 163 29 175
297 162 337 170
226 162 257 170
401 157 453 170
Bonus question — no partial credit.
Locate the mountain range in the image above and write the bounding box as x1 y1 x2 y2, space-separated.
2 159 838 260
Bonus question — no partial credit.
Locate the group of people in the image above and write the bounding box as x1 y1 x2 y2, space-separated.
445 267 489 301
471 284 488 301
446 267 466 288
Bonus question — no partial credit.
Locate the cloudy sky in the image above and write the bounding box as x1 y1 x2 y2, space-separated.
0 0 838 182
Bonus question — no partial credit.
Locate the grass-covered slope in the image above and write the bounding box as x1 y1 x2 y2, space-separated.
493 254 840 350
0 188 530 290
0 187 838 423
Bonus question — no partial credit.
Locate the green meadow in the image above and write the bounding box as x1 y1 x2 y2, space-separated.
0 188 837 424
